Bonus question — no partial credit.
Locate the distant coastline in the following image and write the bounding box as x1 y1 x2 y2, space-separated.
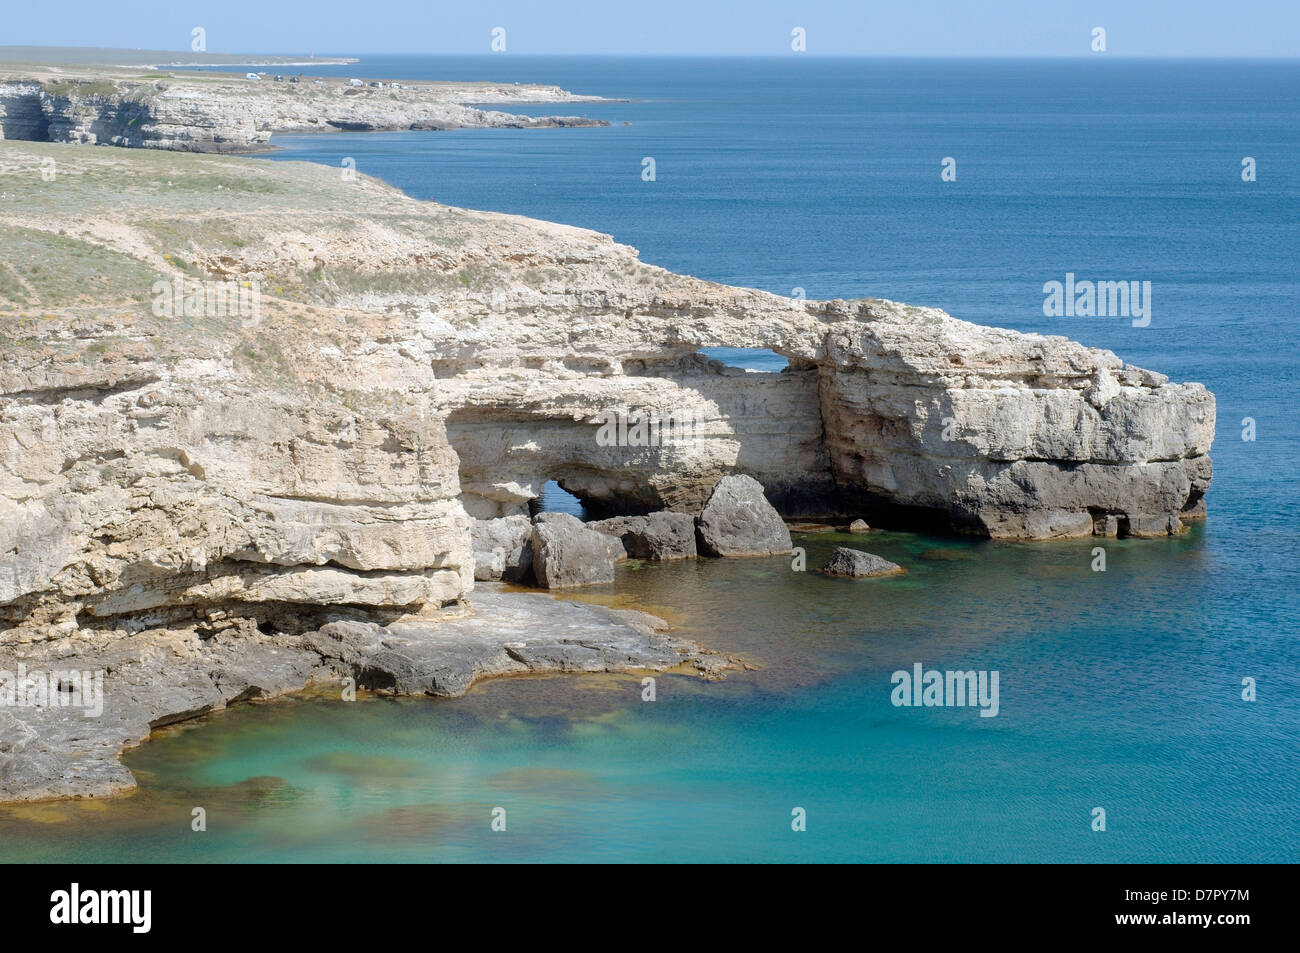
152 59 359 68
0 54 612 153
0 45 357 67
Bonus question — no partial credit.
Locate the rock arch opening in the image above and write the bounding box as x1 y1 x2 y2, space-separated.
530 480 587 520
696 347 789 373
443 346 838 524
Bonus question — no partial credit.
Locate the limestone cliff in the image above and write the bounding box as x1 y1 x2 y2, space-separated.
0 140 1213 646
0 68 607 152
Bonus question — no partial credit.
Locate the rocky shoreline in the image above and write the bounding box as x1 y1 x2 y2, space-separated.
0 123 1214 803
2 470 783 803
0 584 734 803
0 63 609 152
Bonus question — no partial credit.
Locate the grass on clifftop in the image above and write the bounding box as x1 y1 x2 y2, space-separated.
0 225 158 310
0 139 688 375
39 79 123 98
1 140 601 307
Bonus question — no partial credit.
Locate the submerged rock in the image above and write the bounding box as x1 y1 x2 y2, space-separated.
590 511 698 560
306 587 715 695
695 475 793 557
818 547 905 578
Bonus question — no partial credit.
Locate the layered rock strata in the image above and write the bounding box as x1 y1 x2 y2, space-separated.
0 71 607 152
0 141 1214 636
0 141 1215 797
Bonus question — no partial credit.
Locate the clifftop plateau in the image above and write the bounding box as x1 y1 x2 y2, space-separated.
0 63 609 152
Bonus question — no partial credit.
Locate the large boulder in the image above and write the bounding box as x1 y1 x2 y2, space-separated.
532 512 625 559
695 475 792 557
470 516 533 582
818 547 905 578
530 517 622 588
590 511 698 561
535 512 627 558
532 512 584 526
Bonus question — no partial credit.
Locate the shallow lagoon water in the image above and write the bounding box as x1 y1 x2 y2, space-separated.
2 525 1295 862
3 57 1296 861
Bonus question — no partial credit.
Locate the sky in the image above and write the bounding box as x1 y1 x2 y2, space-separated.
3 0 1299 57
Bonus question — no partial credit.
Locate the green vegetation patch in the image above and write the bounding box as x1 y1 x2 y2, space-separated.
0 224 159 309
40 79 122 98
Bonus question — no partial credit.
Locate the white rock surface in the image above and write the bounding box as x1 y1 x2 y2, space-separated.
0 142 1215 642
0 72 608 152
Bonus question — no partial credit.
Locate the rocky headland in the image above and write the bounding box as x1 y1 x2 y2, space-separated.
0 134 1214 801
0 62 609 152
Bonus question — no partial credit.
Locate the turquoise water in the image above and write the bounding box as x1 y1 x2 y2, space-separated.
2 57 1295 862
2 528 1290 861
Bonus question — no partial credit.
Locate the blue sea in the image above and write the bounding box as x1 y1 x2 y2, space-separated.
3 57 1296 862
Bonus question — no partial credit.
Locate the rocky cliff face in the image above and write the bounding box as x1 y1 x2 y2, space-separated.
816 311 1214 538
0 81 48 140
0 141 1214 647
0 72 607 152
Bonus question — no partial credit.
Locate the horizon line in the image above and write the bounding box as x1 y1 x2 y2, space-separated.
4 46 1299 61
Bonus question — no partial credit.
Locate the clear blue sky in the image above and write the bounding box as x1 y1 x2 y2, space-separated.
5 0 1298 57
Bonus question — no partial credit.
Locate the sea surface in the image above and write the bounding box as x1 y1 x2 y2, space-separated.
4 57 1297 862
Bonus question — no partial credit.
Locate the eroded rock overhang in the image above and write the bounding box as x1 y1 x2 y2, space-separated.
0 143 1214 642
433 290 1213 541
